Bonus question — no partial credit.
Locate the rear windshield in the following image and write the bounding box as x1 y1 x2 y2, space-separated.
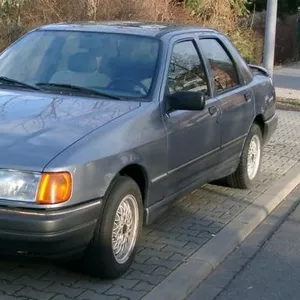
0 30 160 99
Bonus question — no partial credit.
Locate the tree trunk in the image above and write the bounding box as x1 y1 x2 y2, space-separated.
87 0 100 20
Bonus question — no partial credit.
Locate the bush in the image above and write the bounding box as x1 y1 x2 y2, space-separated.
0 0 172 51
229 28 263 64
181 0 263 63
275 15 298 64
0 0 263 64
0 22 27 51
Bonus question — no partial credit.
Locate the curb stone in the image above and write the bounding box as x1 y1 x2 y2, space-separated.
142 162 300 300
276 103 300 112
187 185 300 300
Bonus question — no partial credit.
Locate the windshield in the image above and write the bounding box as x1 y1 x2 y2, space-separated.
0 30 160 99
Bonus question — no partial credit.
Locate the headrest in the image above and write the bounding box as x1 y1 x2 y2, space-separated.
68 53 97 73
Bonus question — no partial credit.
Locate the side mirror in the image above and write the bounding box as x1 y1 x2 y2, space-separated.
167 91 206 111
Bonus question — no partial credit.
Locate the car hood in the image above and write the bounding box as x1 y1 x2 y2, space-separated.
0 90 140 171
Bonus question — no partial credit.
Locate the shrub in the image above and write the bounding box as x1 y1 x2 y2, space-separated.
0 0 172 51
0 0 269 65
181 0 263 63
229 28 264 64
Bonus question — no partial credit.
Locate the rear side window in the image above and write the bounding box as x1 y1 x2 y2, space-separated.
198 39 240 94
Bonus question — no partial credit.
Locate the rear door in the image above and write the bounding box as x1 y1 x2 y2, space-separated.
198 37 255 167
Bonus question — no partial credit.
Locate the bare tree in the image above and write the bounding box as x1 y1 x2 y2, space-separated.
87 0 100 21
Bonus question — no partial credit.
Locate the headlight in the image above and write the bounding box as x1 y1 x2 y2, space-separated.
0 170 40 202
0 170 72 204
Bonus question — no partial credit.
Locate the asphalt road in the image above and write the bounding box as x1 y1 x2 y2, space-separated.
215 190 300 300
274 63 300 91
188 185 300 300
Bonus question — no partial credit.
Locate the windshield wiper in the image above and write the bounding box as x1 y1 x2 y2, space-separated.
0 76 40 91
36 83 121 100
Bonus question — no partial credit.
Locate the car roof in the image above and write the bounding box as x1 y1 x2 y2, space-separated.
39 21 218 38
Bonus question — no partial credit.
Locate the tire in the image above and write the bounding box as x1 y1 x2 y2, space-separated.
82 176 143 279
226 123 263 189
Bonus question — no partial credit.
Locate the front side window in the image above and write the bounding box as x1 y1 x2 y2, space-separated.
198 39 239 94
167 41 209 97
0 30 160 99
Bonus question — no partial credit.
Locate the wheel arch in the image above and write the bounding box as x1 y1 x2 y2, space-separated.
240 114 265 158
253 114 265 140
119 164 149 203
104 163 149 206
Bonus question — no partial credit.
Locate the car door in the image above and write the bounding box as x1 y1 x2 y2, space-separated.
162 38 221 197
198 38 255 167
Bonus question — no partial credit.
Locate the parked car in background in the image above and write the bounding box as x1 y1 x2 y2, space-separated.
0 22 277 278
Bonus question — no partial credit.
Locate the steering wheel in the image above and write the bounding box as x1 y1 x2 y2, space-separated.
107 79 148 95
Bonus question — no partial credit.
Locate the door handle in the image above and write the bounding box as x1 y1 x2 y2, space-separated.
208 106 218 116
244 92 252 101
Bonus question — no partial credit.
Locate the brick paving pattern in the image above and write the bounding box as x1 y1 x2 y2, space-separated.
0 110 299 300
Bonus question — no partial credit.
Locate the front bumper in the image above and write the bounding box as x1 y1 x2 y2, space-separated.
0 199 102 258
264 113 278 144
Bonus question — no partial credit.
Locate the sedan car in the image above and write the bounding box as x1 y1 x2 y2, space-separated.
0 21 277 278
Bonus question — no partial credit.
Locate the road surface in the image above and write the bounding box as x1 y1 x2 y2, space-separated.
188 186 300 300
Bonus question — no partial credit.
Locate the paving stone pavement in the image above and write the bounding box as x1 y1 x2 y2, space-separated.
0 110 298 300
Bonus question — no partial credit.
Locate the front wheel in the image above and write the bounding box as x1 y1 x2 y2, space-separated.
226 123 263 189
82 176 143 278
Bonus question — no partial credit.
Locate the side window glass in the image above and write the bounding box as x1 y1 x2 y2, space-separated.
167 41 209 97
198 39 239 94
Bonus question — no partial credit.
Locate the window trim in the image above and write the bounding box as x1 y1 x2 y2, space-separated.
197 36 244 97
163 37 212 107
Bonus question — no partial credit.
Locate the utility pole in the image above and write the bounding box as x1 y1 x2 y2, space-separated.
263 0 278 77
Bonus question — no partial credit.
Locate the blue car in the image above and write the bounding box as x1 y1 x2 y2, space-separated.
0 22 277 278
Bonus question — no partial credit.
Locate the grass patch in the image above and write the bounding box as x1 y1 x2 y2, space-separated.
276 97 300 111
277 97 300 106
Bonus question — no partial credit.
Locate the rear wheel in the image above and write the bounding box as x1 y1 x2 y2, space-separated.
82 176 143 278
226 123 263 189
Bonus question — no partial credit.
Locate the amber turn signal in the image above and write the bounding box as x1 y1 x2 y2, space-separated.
36 172 72 204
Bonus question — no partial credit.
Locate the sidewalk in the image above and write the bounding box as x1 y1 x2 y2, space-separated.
211 187 300 300
187 184 300 300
